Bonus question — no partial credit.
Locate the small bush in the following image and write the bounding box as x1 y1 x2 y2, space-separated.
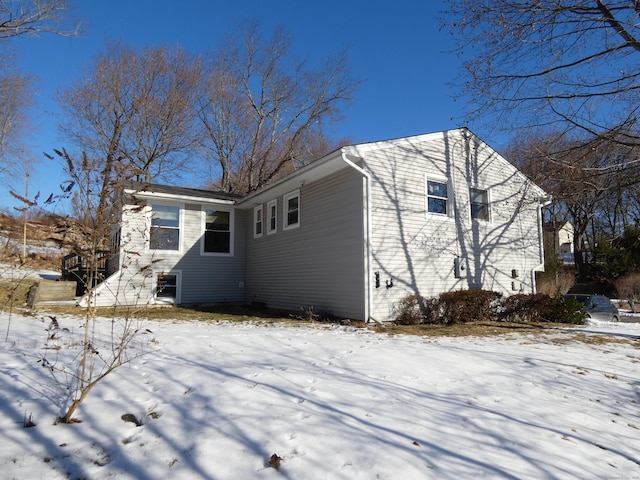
394 295 427 325
536 270 576 296
436 290 501 324
614 271 640 310
394 290 586 325
393 290 501 325
543 295 587 324
500 294 551 323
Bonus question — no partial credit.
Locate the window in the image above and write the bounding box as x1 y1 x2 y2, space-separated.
150 204 180 250
203 208 231 253
426 179 448 215
155 272 180 304
267 199 277 234
283 190 300 230
254 205 263 238
470 188 490 221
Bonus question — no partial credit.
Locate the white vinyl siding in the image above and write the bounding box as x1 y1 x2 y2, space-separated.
86 199 245 307
245 170 365 320
363 130 544 320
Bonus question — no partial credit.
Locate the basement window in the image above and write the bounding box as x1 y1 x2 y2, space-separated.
155 272 180 304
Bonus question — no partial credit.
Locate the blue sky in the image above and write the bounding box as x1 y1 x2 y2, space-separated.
4 0 480 214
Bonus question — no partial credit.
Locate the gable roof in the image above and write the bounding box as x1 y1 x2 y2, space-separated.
123 129 547 208
238 127 547 206
124 181 241 205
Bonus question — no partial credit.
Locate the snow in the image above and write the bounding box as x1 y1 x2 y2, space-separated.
2 310 640 479
0 263 61 282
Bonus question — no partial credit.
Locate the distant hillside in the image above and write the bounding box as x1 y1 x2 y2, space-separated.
0 211 69 270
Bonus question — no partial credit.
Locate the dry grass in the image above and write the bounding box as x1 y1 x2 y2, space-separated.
1 275 637 346
0 278 39 312
375 322 640 347
374 321 553 337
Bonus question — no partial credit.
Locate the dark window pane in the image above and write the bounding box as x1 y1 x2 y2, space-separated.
205 231 230 253
287 209 298 225
428 198 447 215
471 203 489 220
157 274 177 298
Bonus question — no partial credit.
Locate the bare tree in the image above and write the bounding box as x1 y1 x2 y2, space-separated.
36 148 154 424
0 0 79 183
443 1 640 152
509 133 640 277
0 0 79 38
197 22 360 194
0 69 30 174
58 42 201 187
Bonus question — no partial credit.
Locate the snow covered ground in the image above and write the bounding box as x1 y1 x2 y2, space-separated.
1 310 640 479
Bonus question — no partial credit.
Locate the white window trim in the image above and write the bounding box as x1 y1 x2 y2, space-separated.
267 199 277 235
424 175 452 219
469 186 492 223
283 189 300 231
153 270 182 305
254 205 264 238
200 206 235 257
147 202 184 254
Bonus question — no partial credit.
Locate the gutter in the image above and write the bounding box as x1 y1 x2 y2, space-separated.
341 152 381 325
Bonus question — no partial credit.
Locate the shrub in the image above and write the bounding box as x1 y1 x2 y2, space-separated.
500 293 551 323
393 290 586 325
433 290 501 325
394 295 427 325
543 295 587 324
536 270 575 296
614 271 640 311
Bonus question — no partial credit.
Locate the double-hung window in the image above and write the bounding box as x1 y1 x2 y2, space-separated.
254 205 263 238
267 199 277 234
203 208 231 254
150 204 180 250
470 187 490 221
283 190 300 230
426 178 449 216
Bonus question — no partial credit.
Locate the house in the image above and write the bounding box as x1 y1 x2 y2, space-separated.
543 220 575 265
83 128 547 322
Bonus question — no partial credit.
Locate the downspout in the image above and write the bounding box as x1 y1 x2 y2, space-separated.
341 152 380 324
533 196 552 293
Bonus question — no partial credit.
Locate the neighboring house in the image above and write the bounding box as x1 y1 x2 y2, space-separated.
83 128 547 322
543 220 575 265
